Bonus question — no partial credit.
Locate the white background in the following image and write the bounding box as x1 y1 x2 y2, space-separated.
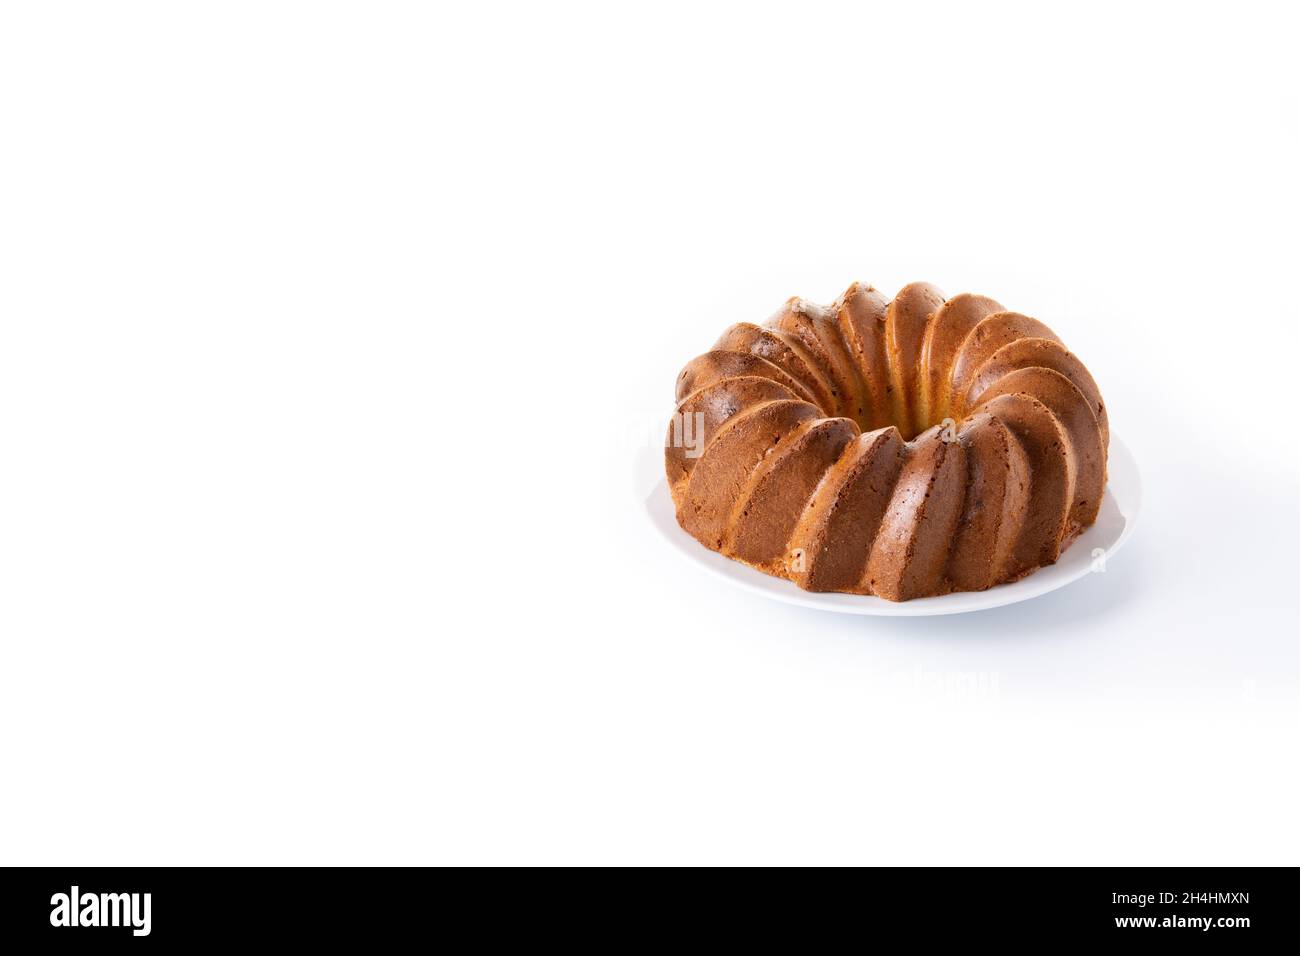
1 2 1297 865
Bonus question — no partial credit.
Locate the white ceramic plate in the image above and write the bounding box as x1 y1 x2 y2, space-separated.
643 435 1141 616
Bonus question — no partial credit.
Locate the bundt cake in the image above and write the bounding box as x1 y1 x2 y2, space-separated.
665 281 1109 601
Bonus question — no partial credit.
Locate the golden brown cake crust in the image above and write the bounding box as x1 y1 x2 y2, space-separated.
666 281 1111 601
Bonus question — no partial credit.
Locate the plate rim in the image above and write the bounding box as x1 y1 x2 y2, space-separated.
643 434 1141 617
